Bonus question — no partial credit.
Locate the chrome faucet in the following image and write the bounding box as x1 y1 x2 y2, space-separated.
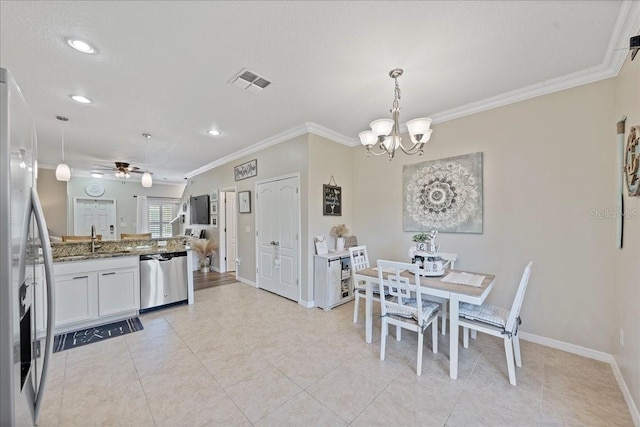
91 225 101 253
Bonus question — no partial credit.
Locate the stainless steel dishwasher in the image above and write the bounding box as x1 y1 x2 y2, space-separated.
140 251 188 311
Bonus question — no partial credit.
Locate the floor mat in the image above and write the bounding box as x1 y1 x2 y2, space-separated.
53 317 143 353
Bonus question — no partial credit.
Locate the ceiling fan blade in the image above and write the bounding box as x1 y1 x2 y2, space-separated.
93 163 116 170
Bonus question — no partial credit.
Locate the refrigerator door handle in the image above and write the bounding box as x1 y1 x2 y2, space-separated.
30 188 55 422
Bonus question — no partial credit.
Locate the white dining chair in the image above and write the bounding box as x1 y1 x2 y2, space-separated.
349 245 373 323
458 261 533 386
378 260 439 376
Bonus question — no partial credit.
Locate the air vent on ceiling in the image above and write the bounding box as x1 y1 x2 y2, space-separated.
230 68 271 94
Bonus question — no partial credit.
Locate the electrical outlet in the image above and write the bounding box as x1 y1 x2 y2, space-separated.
619 329 624 347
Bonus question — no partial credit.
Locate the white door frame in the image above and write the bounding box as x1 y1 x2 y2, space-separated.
254 172 302 303
72 197 117 239
218 186 237 276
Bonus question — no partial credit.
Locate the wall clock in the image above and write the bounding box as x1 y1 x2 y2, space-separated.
84 183 105 197
625 125 640 196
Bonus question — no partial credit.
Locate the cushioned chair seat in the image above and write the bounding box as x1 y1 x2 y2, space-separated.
386 298 439 324
459 302 510 329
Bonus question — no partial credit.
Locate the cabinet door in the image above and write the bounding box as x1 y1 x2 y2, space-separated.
98 267 138 317
54 273 98 327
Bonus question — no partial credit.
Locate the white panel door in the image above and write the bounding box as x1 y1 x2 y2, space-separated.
256 176 299 301
73 198 116 239
225 191 236 272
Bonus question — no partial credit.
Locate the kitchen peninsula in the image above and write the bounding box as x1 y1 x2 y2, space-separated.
43 237 194 335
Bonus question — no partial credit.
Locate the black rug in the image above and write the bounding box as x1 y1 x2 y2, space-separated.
53 317 144 353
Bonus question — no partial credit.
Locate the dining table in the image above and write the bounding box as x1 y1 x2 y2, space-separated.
354 266 495 380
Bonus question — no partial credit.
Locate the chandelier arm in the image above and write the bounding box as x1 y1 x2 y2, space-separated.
398 142 425 156
364 144 393 157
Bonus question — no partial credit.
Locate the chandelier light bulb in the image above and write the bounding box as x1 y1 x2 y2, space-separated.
358 130 377 147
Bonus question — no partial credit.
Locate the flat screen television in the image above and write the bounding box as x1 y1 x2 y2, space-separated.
190 194 210 225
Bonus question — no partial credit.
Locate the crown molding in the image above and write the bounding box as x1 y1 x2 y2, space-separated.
186 2 640 179
185 122 356 178
431 1 640 125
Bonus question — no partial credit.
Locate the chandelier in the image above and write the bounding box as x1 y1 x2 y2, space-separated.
358 68 433 159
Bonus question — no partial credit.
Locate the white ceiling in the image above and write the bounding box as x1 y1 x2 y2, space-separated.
1 1 639 183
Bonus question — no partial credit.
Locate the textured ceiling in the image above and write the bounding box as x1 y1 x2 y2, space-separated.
1 1 638 183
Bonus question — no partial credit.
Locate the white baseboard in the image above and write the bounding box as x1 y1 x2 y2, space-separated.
236 276 256 288
611 357 640 427
520 332 639 426
299 299 314 308
519 331 612 363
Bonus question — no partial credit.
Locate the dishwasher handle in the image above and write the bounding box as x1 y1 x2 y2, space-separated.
140 251 187 262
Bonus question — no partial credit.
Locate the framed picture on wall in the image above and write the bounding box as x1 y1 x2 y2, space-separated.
234 159 258 181
211 215 218 228
323 184 342 216
238 191 251 213
210 201 218 215
211 189 218 202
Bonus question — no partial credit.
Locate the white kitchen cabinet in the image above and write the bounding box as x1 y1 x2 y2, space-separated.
98 266 138 317
314 251 352 311
54 272 98 327
53 256 139 333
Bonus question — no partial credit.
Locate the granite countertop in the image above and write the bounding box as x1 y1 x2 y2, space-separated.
52 247 191 263
51 236 191 263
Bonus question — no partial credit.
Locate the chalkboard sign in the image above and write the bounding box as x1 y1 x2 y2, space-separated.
323 184 342 216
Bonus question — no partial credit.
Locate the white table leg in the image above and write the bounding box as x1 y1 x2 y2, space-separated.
449 296 459 379
365 279 373 344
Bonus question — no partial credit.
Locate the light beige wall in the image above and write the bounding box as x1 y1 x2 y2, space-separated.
66 177 185 238
614 55 640 413
182 135 310 295
352 78 617 353
308 134 354 299
37 168 67 236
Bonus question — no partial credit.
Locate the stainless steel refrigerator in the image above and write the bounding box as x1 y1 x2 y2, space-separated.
0 68 56 426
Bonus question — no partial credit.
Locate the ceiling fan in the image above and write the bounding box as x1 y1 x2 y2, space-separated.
92 161 151 178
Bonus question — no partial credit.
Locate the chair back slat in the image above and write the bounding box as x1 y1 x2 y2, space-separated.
349 245 370 273
439 252 458 269
505 261 533 332
378 260 424 324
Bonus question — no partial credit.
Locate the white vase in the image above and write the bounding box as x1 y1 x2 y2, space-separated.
336 237 346 251
200 256 210 273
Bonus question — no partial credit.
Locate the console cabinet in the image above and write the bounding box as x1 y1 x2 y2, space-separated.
52 256 139 333
314 251 352 311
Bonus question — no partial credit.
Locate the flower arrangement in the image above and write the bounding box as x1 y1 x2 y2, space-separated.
330 224 349 238
412 230 437 242
190 238 217 258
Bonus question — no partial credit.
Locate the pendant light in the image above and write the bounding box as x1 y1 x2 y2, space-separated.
55 115 71 181
141 133 153 188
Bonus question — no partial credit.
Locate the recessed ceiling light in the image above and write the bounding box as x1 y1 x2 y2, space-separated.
70 95 92 104
208 130 221 136
66 38 97 54
91 171 103 178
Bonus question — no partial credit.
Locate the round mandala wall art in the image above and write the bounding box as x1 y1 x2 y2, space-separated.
403 152 483 233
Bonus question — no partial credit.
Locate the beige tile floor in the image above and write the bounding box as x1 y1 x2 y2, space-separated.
38 282 634 426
